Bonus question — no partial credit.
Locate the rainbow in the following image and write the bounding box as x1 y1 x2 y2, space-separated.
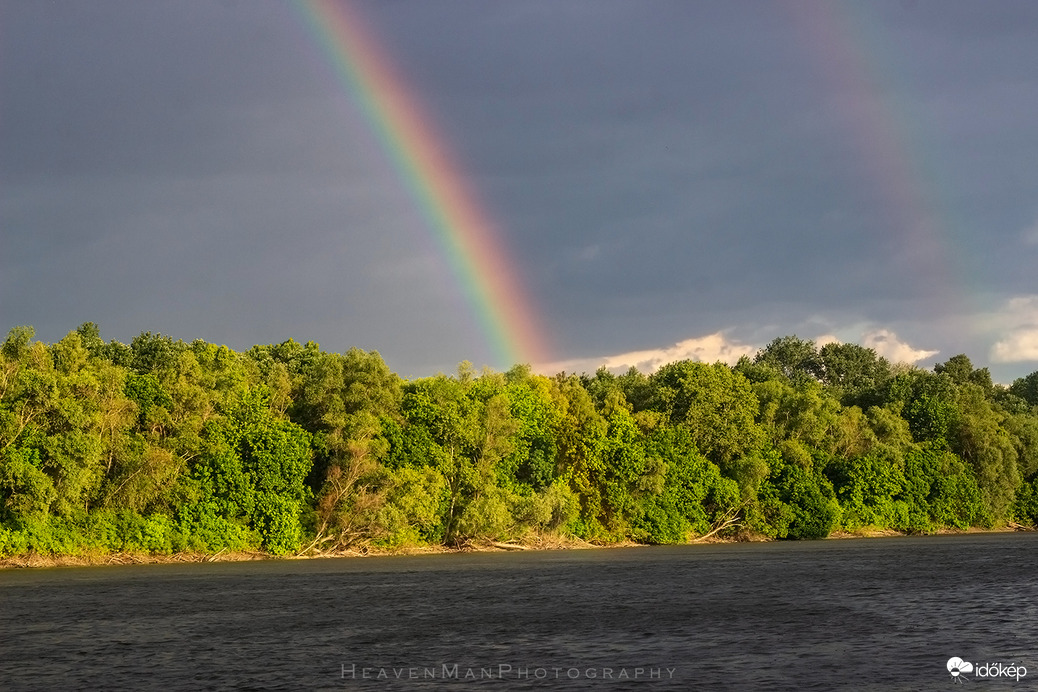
291 0 549 369
784 0 975 320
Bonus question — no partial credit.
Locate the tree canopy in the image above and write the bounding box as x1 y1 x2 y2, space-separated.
3 324 1038 559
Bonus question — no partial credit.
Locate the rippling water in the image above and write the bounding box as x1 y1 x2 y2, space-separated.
1 533 1036 691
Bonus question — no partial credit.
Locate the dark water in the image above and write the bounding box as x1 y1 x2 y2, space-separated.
1 533 1036 691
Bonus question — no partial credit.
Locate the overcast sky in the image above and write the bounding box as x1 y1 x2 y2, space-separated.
3 0 1038 381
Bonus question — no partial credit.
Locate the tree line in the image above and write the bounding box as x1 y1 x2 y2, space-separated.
2 324 1037 558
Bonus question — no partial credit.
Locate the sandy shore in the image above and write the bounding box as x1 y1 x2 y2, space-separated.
0 534 608 570
0 525 1030 570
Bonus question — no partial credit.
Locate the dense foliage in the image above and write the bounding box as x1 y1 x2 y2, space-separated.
2 326 1037 558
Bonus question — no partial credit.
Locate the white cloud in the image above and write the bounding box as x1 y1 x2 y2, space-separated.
813 333 842 348
990 295 1038 362
991 332 1038 363
862 329 938 364
537 326 942 376
537 331 758 375
997 294 1038 317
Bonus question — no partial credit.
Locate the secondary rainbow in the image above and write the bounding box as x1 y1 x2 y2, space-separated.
784 0 974 319
292 0 548 369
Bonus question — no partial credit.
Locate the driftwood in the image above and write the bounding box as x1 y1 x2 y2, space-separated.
490 541 530 551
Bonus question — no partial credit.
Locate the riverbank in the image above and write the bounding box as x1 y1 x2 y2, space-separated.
0 533 604 570
1 524 1031 570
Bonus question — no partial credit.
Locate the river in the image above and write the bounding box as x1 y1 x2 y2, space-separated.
1 533 1035 690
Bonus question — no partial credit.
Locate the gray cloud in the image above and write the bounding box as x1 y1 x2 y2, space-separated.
3 0 1038 380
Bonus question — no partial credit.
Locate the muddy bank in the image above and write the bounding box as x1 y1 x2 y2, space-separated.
1 525 1029 570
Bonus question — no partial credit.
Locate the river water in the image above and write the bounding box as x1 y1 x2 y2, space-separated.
1 533 1036 691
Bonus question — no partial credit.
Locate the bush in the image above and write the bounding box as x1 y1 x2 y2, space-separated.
174 502 252 552
903 446 982 531
784 468 840 539
0 515 89 555
253 495 302 555
829 453 907 530
0 523 29 557
0 447 56 519
457 486 515 540
527 480 580 531
760 450 839 539
1012 477 1038 526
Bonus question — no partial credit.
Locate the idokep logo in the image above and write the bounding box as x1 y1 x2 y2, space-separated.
947 656 1028 684
947 657 973 683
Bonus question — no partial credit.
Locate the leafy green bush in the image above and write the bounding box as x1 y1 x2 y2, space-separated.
457 486 515 540
370 466 448 546
253 495 302 555
903 446 981 530
174 502 252 552
1014 477 1038 526
0 447 56 519
828 453 907 530
632 429 740 543
526 480 580 532
760 450 839 539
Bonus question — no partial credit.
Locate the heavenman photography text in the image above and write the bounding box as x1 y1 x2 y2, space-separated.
341 664 679 682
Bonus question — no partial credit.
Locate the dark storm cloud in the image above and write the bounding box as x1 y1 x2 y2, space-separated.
0 0 474 369
1 2 311 178
366 2 928 338
359 0 1038 375
3 0 1038 378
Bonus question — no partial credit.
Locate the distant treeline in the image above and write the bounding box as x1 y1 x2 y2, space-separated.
2 323 1037 558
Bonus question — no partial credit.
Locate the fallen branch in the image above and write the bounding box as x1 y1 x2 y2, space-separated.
297 534 336 556
693 504 744 543
693 520 742 543
490 541 529 551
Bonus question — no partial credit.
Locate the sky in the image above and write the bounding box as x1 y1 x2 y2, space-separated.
2 0 1038 382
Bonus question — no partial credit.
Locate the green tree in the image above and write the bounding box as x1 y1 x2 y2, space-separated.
1009 371 1038 408
754 378 840 453
760 450 840 539
650 361 765 476
754 335 822 382
501 367 561 492
294 348 402 549
817 342 890 407
935 354 993 394
949 384 1019 523
1 326 35 361
827 451 908 530
634 426 739 543
183 387 312 554
552 374 608 539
